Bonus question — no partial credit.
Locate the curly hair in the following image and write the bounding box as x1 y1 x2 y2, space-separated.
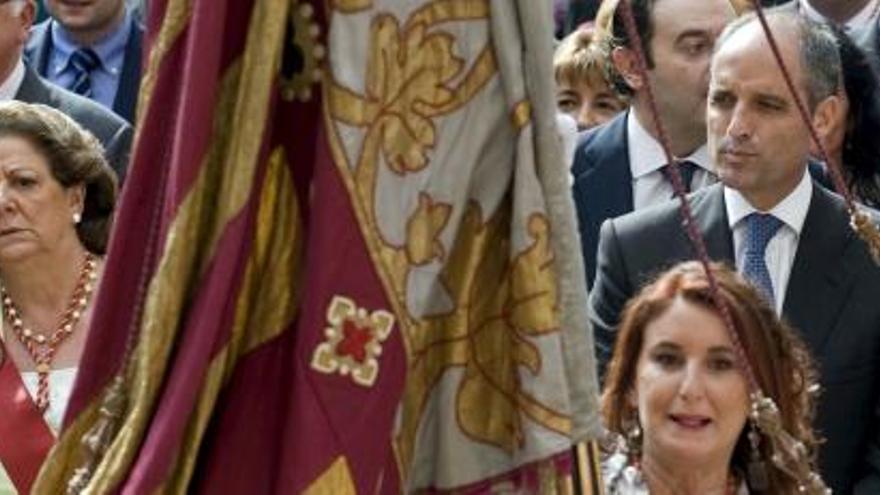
0 101 118 254
601 261 820 494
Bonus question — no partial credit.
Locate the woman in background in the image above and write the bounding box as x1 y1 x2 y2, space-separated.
554 22 629 131
817 27 880 207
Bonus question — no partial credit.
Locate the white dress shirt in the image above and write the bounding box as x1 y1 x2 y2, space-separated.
0 59 25 102
800 0 880 31
725 171 813 314
627 111 716 210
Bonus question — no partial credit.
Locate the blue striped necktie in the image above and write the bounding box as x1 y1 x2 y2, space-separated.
742 213 784 303
69 48 101 97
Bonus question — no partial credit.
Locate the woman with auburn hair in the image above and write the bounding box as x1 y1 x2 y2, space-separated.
601 261 824 494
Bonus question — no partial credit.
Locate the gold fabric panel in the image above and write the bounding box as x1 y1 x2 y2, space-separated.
157 147 302 492
511 100 531 130
303 457 357 495
136 0 194 131
232 147 302 356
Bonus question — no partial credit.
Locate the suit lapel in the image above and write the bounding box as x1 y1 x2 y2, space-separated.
783 185 855 353
113 19 142 122
577 113 634 227
25 23 53 77
571 113 634 286
689 184 735 264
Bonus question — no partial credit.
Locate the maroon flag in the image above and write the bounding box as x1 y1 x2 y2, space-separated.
36 0 598 492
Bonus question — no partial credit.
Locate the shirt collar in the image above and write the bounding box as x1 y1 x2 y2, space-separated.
0 59 25 102
724 169 813 234
800 0 880 31
50 8 132 75
627 110 714 179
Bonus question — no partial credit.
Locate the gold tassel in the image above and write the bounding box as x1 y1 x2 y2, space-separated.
750 393 830 495
66 374 128 495
851 210 880 265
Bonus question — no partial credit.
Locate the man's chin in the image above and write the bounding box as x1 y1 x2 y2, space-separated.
716 171 749 191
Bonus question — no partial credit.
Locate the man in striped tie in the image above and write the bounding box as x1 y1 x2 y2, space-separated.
0 0 131 179
25 0 144 123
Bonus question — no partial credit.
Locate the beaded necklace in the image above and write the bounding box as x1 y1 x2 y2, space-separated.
0 253 97 411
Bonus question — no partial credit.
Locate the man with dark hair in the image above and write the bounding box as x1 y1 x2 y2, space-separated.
25 0 144 122
590 9 880 492
0 0 131 179
571 0 735 287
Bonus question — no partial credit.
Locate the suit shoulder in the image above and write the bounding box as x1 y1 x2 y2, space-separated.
572 114 627 176
816 182 880 223
609 186 719 239
45 84 131 137
608 198 682 239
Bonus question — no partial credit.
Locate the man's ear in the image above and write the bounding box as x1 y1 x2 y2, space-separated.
811 93 845 148
611 46 645 92
15 1 36 43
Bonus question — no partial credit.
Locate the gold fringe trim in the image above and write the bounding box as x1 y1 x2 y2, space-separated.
851 210 880 265
751 393 830 495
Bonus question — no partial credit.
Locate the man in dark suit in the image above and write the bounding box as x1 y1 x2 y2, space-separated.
25 0 143 123
1 0 131 179
590 10 880 493
571 0 735 287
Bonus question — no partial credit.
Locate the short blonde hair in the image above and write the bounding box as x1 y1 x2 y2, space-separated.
553 25 615 91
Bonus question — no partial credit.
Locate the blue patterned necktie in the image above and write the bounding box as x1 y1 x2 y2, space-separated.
69 48 101 97
743 213 784 303
662 160 698 194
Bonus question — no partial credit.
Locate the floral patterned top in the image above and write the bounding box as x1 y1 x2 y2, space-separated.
602 451 750 494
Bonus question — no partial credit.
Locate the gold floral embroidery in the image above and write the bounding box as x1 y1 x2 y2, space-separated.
511 100 532 130
406 193 452 265
325 0 569 473
396 204 567 464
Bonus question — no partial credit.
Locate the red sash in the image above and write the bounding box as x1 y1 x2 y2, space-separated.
0 341 55 493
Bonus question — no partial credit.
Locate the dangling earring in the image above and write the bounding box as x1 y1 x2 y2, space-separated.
624 415 643 461
748 420 769 491
73 212 82 224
